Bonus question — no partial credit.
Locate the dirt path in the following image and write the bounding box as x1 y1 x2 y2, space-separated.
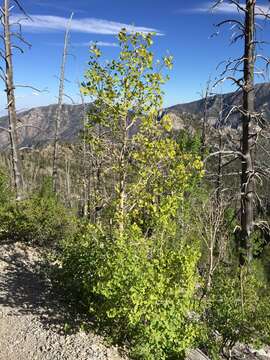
0 242 126 360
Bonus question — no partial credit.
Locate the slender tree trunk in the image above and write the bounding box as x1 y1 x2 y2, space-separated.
119 149 126 234
216 131 223 205
216 96 224 206
239 0 255 266
80 89 89 217
93 125 103 223
52 13 73 193
201 81 211 159
3 0 23 200
65 155 71 207
118 116 128 235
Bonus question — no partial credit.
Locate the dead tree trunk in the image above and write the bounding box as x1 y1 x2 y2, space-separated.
2 0 23 200
79 88 89 217
216 131 223 205
118 115 128 235
119 135 127 235
52 13 73 193
212 0 265 266
216 95 224 206
64 154 71 207
201 79 211 159
239 0 255 266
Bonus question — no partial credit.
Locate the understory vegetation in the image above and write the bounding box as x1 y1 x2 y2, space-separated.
0 177 76 246
1 2 270 358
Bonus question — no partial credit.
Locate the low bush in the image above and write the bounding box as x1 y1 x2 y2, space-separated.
59 220 202 360
0 178 76 246
203 263 270 359
0 169 12 204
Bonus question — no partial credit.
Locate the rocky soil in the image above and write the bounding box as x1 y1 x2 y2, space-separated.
1 241 270 360
0 242 126 360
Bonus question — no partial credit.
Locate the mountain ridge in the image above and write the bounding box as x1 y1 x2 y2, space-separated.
1 82 270 149
167 82 270 128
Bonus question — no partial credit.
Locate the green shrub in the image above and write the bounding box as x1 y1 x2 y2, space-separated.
0 179 76 246
60 220 202 360
204 263 270 358
0 168 12 204
59 223 106 306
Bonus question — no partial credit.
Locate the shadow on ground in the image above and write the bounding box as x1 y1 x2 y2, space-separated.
0 243 89 335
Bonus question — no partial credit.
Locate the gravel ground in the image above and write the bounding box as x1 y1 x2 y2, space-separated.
0 242 126 360
1 242 269 360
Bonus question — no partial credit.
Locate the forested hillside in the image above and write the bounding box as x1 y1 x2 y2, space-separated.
0 102 193 149
1 1 270 360
2 82 270 149
0 104 86 149
168 82 270 128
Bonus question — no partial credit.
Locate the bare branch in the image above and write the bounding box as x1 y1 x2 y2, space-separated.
0 126 10 132
13 0 32 20
52 12 74 192
63 93 76 104
15 84 49 93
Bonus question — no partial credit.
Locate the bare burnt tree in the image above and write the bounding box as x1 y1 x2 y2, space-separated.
0 0 32 200
211 0 270 266
200 78 212 159
239 0 255 265
216 129 223 205
200 82 228 208
200 194 229 292
79 86 90 217
52 13 73 193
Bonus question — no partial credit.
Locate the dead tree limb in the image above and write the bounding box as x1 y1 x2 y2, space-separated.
239 0 256 265
52 12 73 193
210 0 269 266
1 0 23 199
79 84 89 217
200 78 212 159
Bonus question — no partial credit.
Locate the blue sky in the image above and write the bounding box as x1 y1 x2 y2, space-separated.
1 0 270 114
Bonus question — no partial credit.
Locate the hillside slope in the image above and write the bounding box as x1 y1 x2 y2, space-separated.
167 82 270 128
1 82 270 149
0 104 85 150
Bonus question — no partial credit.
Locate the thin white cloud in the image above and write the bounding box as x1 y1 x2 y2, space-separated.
48 40 119 47
72 41 119 47
31 0 86 14
10 14 163 35
182 2 270 15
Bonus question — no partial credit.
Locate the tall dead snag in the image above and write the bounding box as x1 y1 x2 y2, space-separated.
211 0 266 266
240 0 255 265
0 0 24 199
79 87 89 217
52 12 73 193
201 79 212 159
200 195 229 293
216 129 223 205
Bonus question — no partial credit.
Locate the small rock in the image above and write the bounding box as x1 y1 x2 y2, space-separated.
186 349 210 360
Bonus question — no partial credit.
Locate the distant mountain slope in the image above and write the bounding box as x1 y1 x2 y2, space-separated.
0 103 192 150
0 104 86 150
167 82 270 128
1 82 270 149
